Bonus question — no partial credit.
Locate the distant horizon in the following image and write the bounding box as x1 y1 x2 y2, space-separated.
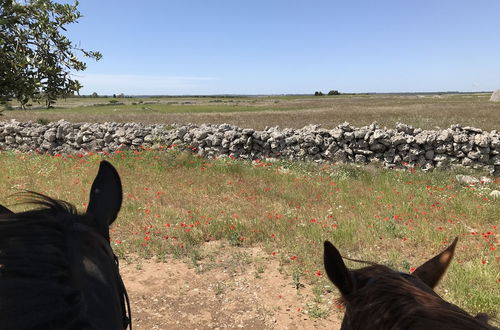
76 90 495 98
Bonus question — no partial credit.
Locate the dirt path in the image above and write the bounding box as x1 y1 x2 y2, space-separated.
120 242 342 329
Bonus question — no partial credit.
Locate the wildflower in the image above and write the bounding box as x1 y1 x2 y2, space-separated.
291 255 297 261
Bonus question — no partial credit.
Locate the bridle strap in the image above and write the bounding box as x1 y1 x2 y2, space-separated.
73 223 132 329
114 254 132 329
342 256 378 266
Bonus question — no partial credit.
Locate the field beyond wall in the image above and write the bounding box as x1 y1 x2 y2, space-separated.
3 93 500 131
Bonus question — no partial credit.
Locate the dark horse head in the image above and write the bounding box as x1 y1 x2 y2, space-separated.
0 161 131 329
324 238 498 330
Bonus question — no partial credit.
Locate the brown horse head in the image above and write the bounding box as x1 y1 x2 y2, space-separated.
323 238 497 330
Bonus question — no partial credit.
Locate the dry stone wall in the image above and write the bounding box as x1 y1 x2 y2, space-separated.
1 119 499 175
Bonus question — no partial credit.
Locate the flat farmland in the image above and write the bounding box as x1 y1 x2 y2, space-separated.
3 93 500 130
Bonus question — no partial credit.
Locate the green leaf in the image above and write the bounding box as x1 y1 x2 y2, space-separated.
0 0 101 107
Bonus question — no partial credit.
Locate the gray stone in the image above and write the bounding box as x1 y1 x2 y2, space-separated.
437 130 451 142
467 150 482 160
194 130 209 140
41 140 57 150
369 143 386 152
474 134 490 148
344 132 354 141
372 129 388 140
242 128 255 135
354 128 368 139
43 130 57 142
464 126 483 133
415 133 428 145
390 134 407 146
5 135 15 144
489 190 500 198
354 154 367 163
455 175 479 185
330 128 343 140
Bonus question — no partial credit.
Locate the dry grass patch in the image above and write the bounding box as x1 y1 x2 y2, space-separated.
3 93 499 130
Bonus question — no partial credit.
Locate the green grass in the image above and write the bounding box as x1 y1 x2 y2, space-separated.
3 93 500 131
0 149 498 320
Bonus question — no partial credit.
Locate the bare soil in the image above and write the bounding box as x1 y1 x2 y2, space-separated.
120 242 342 330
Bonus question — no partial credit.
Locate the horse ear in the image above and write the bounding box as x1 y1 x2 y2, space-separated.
324 241 354 296
0 204 14 215
413 237 458 289
86 161 122 229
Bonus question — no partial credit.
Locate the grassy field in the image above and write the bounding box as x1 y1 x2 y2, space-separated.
1 93 499 324
0 150 498 321
3 93 500 130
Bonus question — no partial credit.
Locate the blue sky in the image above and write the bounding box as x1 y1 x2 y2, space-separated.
66 0 500 95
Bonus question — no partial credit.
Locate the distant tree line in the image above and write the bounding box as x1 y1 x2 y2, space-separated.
314 90 340 96
71 92 130 99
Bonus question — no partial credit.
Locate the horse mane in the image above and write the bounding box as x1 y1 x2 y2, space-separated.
0 193 91 329
342 264 496 330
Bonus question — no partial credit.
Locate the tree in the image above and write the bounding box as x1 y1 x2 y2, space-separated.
0 0 101 108
328 90 340 95
314 91 324 96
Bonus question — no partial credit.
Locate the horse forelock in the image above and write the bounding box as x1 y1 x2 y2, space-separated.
10 191 78 216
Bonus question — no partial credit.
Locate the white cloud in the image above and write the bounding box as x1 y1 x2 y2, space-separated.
76 74 219 95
